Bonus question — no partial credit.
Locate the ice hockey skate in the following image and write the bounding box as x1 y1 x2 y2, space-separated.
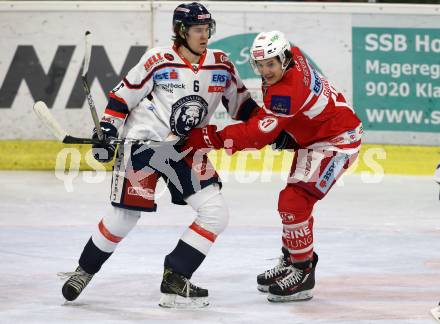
431 302 440 322
257 248 292 292
267 252 318 302
58 266 94 301
159 267 209 308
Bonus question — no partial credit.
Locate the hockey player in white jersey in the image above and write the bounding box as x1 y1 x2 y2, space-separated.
60 2 258 308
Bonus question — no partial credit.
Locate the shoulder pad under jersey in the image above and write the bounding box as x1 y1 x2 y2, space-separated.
210 49 235 72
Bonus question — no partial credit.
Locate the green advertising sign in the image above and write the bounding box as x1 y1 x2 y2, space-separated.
210 33 258 79
211 33 324 79
353 27 440 132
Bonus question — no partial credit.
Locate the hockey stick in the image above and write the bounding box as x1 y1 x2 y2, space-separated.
432 305 440 323
33 101 180 146
82 30 104 140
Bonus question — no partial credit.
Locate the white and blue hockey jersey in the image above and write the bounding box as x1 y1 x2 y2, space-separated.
101 44 257 141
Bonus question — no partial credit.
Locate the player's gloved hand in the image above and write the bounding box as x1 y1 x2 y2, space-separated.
271 131 300 151
183 125 224 154
92 122 118 163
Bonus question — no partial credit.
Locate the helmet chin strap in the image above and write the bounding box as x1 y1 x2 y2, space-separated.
182 41 203 57
280 58 293 78
180 29 203 57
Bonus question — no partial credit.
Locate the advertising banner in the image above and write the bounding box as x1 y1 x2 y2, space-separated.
351 12 440 145
0 2 439 145
0 2 151 139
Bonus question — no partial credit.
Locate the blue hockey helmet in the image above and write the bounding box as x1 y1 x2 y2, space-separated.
172 2 216 38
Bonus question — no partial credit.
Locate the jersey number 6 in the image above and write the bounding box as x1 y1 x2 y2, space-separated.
193 80 200 92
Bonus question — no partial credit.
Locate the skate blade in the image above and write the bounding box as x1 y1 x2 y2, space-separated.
267 289 313 303
159 293 209 309
257 284 269 293
431 306 440 322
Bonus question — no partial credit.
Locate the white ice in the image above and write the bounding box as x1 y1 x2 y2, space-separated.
0 171 439 323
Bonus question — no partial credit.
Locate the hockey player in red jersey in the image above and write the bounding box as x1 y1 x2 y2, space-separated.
184 30 363 302
59 2 258 308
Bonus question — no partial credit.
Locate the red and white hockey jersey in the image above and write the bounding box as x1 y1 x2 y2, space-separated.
102 45 257 141
219 46 363 153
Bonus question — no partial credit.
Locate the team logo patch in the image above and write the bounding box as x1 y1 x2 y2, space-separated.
164 53 174 61
310 68 323 95
154 68 179 81
175 7 190 13
213 52 229 64
208 86 225 93
128 187 154 199
211 72 228 84
258 117 278 133
315 154 349 194
170 95 208 136
270 95 291 115
252 49 264 59
144 53 164 71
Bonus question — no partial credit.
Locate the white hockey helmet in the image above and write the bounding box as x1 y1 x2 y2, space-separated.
250 30 291 75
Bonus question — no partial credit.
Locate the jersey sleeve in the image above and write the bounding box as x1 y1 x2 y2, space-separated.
218 107 293 153
218 54 259 122
100 48 159 130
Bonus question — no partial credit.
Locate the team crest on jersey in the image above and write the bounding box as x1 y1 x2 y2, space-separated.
270 96 291 115
170 95 208 136
154 68 179 81
258 117 278 133
213 52 229 64
144 53 164 71
164 53 174 61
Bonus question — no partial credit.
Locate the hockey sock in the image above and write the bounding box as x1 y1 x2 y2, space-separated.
164 240 206 278
78 238 112 274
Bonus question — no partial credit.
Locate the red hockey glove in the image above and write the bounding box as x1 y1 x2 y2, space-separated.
183 125 224 153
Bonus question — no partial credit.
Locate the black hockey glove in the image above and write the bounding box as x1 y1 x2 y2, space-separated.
92 122 118 163
271 131 300 151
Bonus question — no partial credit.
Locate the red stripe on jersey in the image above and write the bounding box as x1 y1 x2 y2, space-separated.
104 108 126 119
98 220 122 243
189 222 217 242
335 139 362 150
108 91 127 105
173 45 207 73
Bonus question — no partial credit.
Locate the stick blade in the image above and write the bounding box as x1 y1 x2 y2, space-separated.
33 101 67 141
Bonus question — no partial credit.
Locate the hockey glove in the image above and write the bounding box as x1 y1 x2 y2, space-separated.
92 122 118 163
183 125 224 154
271 131 300 151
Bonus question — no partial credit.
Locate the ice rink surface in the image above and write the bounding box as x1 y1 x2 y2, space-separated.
0 170 439 323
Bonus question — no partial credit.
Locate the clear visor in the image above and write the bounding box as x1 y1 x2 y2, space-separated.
249 58 261 75
207 20 216 38
185 20 216 39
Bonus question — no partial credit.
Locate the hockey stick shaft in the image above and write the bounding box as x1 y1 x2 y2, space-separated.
33 101 181 147
82 30 104 140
